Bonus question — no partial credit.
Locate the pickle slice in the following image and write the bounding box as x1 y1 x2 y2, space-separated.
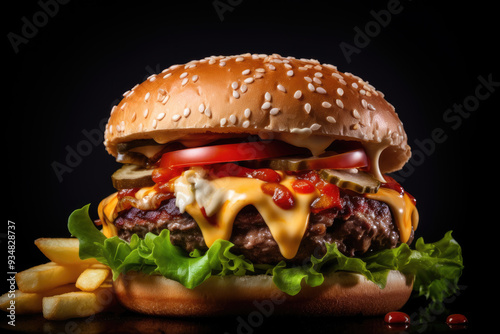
319 169 380 194
111 164 155 190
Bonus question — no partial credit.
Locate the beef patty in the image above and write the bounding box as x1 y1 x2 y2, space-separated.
113 190 409 264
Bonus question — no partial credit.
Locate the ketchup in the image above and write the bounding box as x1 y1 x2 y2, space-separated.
261 183 294 210
446 314 468 328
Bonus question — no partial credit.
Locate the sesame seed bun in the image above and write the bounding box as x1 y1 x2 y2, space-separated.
113 270 413 316
103 53 410 174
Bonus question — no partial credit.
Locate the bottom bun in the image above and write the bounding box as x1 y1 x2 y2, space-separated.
113 270 413 317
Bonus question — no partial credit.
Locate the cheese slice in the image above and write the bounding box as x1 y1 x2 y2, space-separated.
179 174 317 259
365 188 419 243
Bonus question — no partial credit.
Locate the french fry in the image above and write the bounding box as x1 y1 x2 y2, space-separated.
42 286 115 321
16 262 88 293
34 238 99 265
76 267 110 292
0 284 79 314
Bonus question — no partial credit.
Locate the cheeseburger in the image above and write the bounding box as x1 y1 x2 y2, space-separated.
68 53 463 316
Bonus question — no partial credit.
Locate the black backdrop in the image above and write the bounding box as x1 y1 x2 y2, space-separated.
4 0 497 332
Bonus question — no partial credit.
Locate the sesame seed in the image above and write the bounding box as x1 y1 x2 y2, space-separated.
244 77 254 84
144 92 150 102
316 87 327 94
352 82 358 89
180 72 188 78
270 108 280 115
172 114 181 121
157 113 166 120
229 114 237 124
314 72 323 78
352 123 359 130
131 112 136 121
244 108 251 118
287 70 294 77
152 120 158 129
261 102 271 109
313 77 322 84
368 103 376 111
181 78 188 86
352 109 360 118
219 61 226 67
337 88 344 96
268 64 276 70
277 84 286 92
304 103 312 113
121 102 127 110
361 99 368 109
199 103 205 113
304 76 312 82
192 75 199 82
231 81 239 89
332 73 343 80
242 69 251 75
326 116 337 123
235 57 244 62
308 83 315 92
322 101 332 108
144 109 149 118
242 120 250 128
284 63 292 69
183 108 191 117
220 118 227 126
233 90 240 99
265 92 272 101
294 90 302 99
254 73 264 79
161 95 169 104
339 79 347 85
240 84 248 93
148 75 157 82
360 89 366 95
256 68 265 73
163 73 172 79
336 99 344 109
204 107 212 117
310 123 321 131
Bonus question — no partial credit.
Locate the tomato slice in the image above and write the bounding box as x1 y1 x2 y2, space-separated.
159 141 307 168
294 148 368 170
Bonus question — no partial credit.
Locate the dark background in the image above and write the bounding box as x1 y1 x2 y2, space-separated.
4 0 497 332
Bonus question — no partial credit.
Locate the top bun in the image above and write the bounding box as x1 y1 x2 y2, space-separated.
104 53 410 174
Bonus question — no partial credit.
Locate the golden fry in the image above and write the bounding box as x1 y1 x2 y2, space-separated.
42 286 115 320
34 238 99 265
0 284 79 314
76 267 110 292
16 262 88 293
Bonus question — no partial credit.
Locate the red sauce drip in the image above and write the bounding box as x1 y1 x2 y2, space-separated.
291 179 315 194
293 170 342 213
261 183 295 210
384 311 410 324
446 314 468 326
200 207 218 226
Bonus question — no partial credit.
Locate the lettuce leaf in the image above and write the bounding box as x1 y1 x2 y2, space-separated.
68 205 463 303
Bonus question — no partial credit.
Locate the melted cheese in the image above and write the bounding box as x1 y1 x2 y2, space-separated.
365 187 419 243
98 168 419 259
171 168 317 259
